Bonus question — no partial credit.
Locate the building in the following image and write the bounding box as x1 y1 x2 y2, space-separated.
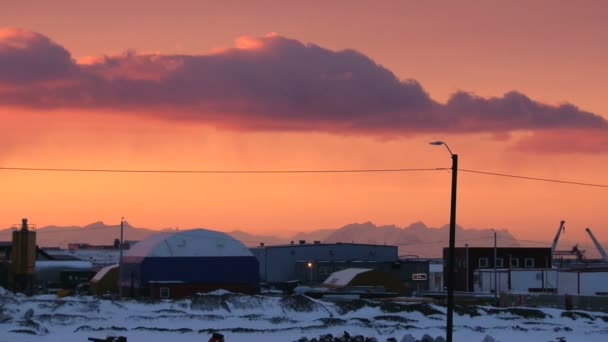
474 268 556 294
250 241 398 284
556 269 608 295
428 261 444 292
443 247 552 292
0 219 94 293
474 268 608 296
67 241 134 250
90 264 119 296
323 268 407 294
120 229 259 299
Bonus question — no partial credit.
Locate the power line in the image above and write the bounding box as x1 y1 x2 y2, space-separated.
0 166 447 174
1 165 607 188
461 169 608 188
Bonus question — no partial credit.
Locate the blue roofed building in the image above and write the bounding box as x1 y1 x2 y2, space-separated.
120 229 259 298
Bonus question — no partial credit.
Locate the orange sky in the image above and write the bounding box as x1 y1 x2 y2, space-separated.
1 1 607 246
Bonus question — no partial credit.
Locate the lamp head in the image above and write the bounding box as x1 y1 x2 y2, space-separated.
429 141 454 156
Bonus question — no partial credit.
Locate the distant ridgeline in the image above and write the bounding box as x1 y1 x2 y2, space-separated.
0 221 525 258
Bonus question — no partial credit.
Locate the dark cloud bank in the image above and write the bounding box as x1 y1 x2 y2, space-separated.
1 28 606 153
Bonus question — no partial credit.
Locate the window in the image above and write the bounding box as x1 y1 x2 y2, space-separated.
510 258 519 268
495 258 504 268
478 258 489 268
525 258 535 268
159 287 170 299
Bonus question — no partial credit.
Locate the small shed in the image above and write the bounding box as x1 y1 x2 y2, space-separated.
90 264 118 296
323 267 406 294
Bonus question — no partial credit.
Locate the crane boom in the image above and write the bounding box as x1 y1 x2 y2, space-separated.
551 220 566 257
585 228 608 262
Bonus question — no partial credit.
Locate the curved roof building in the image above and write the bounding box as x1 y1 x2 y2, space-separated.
120 229 259 298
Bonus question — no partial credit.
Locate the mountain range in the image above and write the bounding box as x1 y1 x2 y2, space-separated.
3 220 605 258
1 221 535 258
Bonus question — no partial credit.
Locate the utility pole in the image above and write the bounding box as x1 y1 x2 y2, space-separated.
430 141 458 342
447 152 458 342
465 243 469 292
118 217 124 297
492 229 498 306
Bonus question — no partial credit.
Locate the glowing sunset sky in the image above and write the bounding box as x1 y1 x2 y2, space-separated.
1 1 607 244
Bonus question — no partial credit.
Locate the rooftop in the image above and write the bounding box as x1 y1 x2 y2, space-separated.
252 242 397 249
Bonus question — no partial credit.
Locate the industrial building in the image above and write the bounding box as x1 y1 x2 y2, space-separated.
120 229 259 299
7 218 37 294
323 268 407 295
292 258 432 292
475 268 608 296
0 218 94 293
250 241 398 284
443 247 552 292
90 264 119 296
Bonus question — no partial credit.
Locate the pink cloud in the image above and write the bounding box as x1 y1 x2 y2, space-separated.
0 28 606 153
513 129 608 154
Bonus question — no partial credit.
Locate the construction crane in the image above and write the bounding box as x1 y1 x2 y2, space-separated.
551 220 566 258
585 228 608 262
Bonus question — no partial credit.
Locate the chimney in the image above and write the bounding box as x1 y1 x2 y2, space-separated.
21 218 28 231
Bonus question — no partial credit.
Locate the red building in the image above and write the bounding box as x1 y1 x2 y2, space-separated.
443 247 552 292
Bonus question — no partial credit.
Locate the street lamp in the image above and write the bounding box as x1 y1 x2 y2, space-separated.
491 228 498 306
307 262 313 283
430 141 458 342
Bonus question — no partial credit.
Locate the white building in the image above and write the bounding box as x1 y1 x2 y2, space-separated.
474 268 608 296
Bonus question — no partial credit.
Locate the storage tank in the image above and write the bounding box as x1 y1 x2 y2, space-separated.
120 229 259 298
10 218 36 294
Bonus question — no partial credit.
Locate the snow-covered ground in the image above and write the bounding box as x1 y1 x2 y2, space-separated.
1 287 607 342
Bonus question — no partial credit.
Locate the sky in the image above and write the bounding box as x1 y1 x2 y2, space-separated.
1 1 607 244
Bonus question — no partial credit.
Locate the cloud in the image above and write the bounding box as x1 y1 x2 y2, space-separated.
0 28 606 152
513 129 608 154
0 28 76 84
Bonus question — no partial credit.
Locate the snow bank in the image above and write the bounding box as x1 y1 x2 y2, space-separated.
0 289 607 342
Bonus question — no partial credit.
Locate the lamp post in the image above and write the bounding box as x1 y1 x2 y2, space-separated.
430 141 457 342
491 228 498 306
307 262 313 283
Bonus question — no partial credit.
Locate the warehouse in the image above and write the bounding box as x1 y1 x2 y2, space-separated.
323 268 407 294
250 241 398 284
120 229 259 298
